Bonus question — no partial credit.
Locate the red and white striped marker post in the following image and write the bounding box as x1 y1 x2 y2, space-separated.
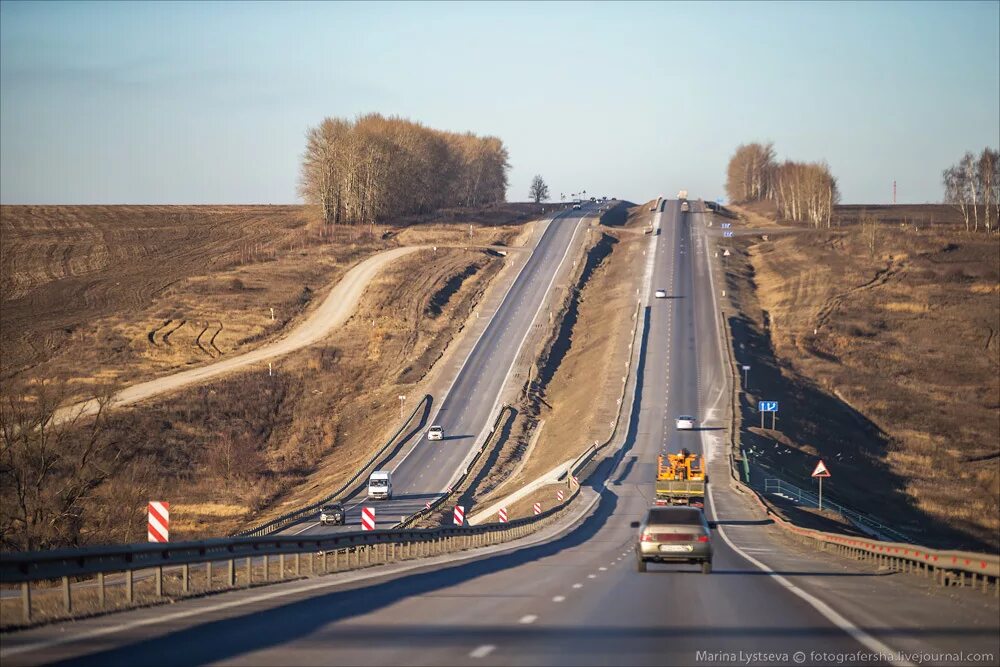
498 508 508 523
147 501 169 543
533 502 542 515
361 506 376 531
425 501 432 510
572 475 579 486
453 505 465 526
557 489 565 501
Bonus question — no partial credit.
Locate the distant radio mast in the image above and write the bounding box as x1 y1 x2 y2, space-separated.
893 180 897 205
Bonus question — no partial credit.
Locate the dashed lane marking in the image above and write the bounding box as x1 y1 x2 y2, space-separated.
572 583 583 589
470 645 497 659
552 596 566 602
519 615 538 624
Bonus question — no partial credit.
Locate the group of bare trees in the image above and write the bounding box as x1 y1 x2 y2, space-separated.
299 114 510 229
942 148 999 233
726 142 840 228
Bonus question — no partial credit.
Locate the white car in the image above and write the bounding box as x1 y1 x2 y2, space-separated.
427 425 444 441
572 203 582 209
675 415 696 430
655 290 667 299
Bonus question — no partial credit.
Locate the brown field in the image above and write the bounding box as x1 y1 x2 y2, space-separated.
722 203 999 550
0 203 544 549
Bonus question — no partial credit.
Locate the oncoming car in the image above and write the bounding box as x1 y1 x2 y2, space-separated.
654 289 667 299
427 425 444 441
632 505 713 573
675 415 696 430
319 503 345 526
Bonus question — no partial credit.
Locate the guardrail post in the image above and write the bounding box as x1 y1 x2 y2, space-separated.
207 561 214 590
263 555 269 581
245 557 252 586
279 554 286 579
62 576 72 614
228 559 236 587
295 553 301 577
21 582 31 623
155 566 163 597
98 571 106 608
334 549 340 571
126 569 134 603
366 545 372 566
182 564 190 593
390 542 396 561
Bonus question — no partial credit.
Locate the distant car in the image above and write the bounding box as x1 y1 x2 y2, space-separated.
319 503 345 526
675 415 696 430
572 203 582 210
427 425 444 441
681 201 690 212
655 290 667 299
590 197 596 202
633 506 713 573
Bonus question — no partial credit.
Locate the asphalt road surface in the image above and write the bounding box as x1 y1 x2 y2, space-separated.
5 201 997 667
284 205 596 535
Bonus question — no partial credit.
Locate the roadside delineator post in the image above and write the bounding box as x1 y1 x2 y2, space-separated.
498 508 508 523
453 505 465 526
533 502 542 516
557 489 565 501
361 507 376 531
148 501 169 543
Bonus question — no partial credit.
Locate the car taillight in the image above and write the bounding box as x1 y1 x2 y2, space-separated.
641 532 655 542
697 535 710 543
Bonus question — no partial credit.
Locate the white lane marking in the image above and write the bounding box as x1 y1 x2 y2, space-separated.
552 595 565 602
587 574 596 579
470 645 496 659
598 567 607 571
518 614 538 624
291 521 320 536
572 583 583 589
705 485 914 666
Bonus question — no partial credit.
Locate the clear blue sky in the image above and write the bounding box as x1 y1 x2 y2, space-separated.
1 1 998 205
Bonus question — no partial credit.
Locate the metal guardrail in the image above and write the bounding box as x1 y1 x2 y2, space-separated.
395 404 515 529
711 231 999 594
0 504 578 627
763 478 912 543
235 394 432 537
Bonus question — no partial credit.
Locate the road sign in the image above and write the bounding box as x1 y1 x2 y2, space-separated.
533 502 542 515
453 505 465 526
742 365 751 371
721 223 731 229
758 401 779 412
557 489 565 501
498 507 508 523
723 249 731 256
811 460 831 478
361 506 376 531
147 501 169 543
724 231 734 237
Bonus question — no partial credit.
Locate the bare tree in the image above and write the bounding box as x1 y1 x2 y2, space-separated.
860 210 878 258
942 148 999 233
529 175 550 203
0 382 125 551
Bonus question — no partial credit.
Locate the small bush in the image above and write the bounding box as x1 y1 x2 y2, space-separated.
230 278 245 291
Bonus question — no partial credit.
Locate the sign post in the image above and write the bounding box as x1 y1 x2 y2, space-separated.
741 364 750 387
758 401 778 428
811 460 831 510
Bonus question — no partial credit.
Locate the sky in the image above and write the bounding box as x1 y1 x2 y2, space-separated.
1 1 998 205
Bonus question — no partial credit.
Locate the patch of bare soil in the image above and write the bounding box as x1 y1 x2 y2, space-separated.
721 205 999 550
471 204 646 512
1 204 533 549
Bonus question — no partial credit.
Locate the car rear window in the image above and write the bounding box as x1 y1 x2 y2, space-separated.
647 508 704 526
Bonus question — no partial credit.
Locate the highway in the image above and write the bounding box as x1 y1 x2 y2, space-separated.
284 204 596 535
4 201 997 667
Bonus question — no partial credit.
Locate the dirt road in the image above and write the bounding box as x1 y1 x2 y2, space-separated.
53 246 425 425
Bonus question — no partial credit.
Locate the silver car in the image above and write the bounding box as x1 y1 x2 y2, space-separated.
632 506 713 573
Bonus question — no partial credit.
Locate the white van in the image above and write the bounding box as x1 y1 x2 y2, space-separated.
367 471 392 500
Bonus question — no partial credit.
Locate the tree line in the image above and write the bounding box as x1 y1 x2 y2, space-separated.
725 142 840 228
299 114 510 229
942 148 999 233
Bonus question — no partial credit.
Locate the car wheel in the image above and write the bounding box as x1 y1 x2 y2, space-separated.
637 559 647 573
701 560 712 575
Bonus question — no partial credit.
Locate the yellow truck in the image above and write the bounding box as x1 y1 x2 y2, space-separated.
655 449 705 506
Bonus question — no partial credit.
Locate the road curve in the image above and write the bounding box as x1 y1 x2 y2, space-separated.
52 245 426 425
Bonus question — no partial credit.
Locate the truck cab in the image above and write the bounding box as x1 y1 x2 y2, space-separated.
367 471 392 500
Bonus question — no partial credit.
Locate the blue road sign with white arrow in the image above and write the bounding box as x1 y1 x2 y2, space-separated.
724 231 734 237
758 401 779 412
721 223 731 228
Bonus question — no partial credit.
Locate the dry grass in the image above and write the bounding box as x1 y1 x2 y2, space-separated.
724 205 999 549
1 205 539 547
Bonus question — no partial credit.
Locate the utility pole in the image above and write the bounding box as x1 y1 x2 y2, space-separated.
893 180 897 205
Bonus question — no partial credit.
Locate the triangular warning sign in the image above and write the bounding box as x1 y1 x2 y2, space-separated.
811 460 831 478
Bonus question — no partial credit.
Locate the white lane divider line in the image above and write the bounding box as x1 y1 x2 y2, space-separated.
470 645 496 659
599 567 607 571
552 595 566 602
587 574 596 579
572 583 583 589
519 615 538 624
